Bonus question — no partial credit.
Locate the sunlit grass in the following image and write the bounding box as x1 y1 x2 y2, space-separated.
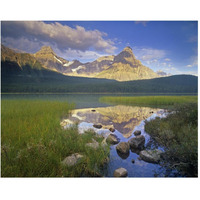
1 100 109 177
100 96 197 106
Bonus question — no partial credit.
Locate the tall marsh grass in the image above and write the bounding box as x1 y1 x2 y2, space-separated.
1 100 109 177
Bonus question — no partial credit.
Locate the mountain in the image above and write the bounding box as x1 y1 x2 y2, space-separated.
34 46 70 73
63 55 114 77
95 47 159 81
1 45 44 76
33 46 159 81
1 45 197 94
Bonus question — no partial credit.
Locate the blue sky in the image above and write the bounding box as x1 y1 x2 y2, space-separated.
1 21 198 75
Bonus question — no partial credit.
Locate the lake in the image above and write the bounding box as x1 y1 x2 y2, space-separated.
2 93 183 177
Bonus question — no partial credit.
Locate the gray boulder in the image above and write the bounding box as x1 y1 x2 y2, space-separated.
114 168 128 177
86 139 99 149
61 153 84 167
106 134 119 145
139 149 163 163
134 130 141 136
128 135 145 149
116 142 129 154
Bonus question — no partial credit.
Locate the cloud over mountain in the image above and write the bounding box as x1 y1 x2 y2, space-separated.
1 21 116 54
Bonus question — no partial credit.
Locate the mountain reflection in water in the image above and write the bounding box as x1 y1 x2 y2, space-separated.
63 105 161 138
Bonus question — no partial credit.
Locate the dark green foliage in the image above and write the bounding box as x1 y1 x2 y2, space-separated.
145 103 198 177
1 60 198 93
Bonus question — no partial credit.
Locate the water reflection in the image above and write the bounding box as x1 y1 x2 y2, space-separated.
61 105 178 177
62 105 161 138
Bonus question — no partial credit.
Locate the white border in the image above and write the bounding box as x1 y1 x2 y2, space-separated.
0 1 199 200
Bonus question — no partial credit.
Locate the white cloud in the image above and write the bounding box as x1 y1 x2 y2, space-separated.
164 58 171 61
2 37 43 53
55 47 107 62
161 62 167 66
2 21 116 54
133 47 167 61
185 55 198 68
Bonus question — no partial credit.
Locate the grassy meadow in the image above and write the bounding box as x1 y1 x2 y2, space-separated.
100 95 197 107
1 100 109 177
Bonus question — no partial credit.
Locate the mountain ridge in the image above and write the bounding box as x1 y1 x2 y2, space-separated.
31 45 160 81
1 44 175 82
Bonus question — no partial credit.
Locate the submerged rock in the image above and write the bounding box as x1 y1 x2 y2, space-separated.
114 167 128 177
134 130 141 136
139 149 163 163
93 124 102 129
61 153 84 167
128 135 145 149
106 134 119 145
116 142 130 154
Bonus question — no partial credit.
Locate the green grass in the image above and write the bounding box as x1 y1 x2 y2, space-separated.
1 100 109 177
145 103 198 177
100 96 197 107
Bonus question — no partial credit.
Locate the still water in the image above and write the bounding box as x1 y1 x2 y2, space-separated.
2 94 181 177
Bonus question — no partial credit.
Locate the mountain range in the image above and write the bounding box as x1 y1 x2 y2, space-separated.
2 45 161 81
1 44 197 93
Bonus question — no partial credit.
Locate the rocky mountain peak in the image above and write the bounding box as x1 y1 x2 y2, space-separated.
123 46 132 52
113 46 137 65
36 46 55 55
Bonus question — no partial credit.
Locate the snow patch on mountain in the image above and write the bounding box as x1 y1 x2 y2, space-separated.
54 56 63 64
63 61 74 67
72 65 84 72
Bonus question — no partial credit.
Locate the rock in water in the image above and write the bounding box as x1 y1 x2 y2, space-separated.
134 130 141 136
139 149 163 163
109 127 115 132
116 142 129 154
128 135 145 149
61 153 84 167
93 124 102 129
106 134 119 145
114 168 128 177
117 150 130 160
